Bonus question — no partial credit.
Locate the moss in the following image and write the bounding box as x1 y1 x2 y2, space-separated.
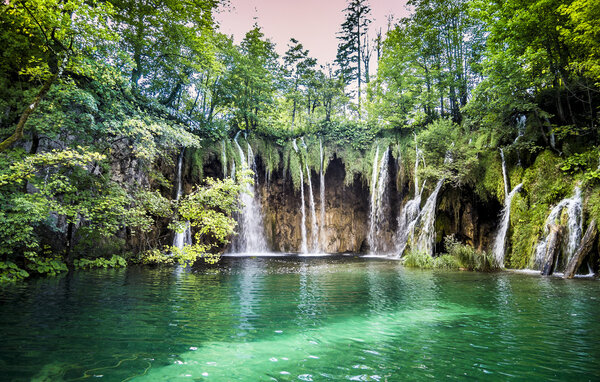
522 150 573 205
186 147 204 182
286 143 303 191
507 151 571 268
472 151 503 202
585 185 600 226
507 193 547 268
251 136 281 179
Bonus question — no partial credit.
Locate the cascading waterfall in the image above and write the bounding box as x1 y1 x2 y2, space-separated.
231 133 268 253
292 138 308 253
410 178 444 255
500 148 510 199
514 115 526 144
395 140 426 256
368 146 391 253
305 160 319 252
319 138 326 250
368 146 380 249
221 140 227 178
533 187 583 269
172 149 192 250
492 183 523 268
395 197 422 256
405 150 451 256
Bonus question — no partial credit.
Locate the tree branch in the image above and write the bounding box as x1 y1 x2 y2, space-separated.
0 55 67 152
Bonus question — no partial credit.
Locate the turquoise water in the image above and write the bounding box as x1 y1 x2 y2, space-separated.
1 255 599 381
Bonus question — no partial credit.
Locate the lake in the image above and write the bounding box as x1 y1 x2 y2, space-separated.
1 255 599 381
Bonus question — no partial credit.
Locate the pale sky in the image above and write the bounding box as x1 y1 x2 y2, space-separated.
215 0 411 66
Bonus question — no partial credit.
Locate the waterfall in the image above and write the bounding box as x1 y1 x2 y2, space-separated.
500 148 510 199
514 115 526 144
292 138 308 253
231 134 268 253
368 146 380 249
368 147 391 253
395 140 426 256
492 183 523 268
305 161 319 252
403 150 451 256
221 140 227 178
173 149 192 250
395 197 422 256
410 178 444 256
319 138 326 250
534 187 583 269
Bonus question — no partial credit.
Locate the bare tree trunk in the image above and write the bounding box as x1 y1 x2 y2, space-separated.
541 224 563 276
564 220 597 279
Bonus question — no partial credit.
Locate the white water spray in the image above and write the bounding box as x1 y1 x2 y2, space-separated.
292 138 308 253
305 161 319 252
173 149 192 250
319 138 326 250
492 183 523 268
410 178 444 255
533 187 583 269
368 147 391 253
500 148 510 199
232 133 268 253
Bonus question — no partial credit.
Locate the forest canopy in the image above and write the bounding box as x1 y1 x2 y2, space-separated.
0 0 598 281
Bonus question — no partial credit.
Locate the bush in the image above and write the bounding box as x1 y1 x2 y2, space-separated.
444 236 497 272
403 250 434 268
73 255 127 270
433 254 460 269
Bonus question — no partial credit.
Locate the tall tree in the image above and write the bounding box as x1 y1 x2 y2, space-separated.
108 0 220 104
336 0 372 118
283 39 317 127
224 26 279 132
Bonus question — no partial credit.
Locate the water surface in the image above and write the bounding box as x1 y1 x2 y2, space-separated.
1 255 599 381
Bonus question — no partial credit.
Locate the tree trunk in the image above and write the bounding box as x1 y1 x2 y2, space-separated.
563 220 597 279
541 224 563 276
0 57 66 152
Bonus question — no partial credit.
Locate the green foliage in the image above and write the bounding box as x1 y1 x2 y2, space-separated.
444 236 497 272
321 120 379 151
523 150 572 205
403 250 434 269
0 261 30 283
73 255 126 270
560 149 600 186
433 254 461 270
506 151 577 268
168 174 248 265
586 186 600 227
509 193 548 269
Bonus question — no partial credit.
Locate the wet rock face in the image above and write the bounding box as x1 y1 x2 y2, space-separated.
203 150 502 255
436 188 501 253
260 157 372 253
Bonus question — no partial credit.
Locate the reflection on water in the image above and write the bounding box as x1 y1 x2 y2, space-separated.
0 256 599 381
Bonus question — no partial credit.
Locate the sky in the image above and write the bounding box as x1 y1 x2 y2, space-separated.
215 0 411 66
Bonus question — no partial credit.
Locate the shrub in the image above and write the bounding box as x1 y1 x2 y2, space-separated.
444 235 497 272
403 250 434 268
433 254 460 269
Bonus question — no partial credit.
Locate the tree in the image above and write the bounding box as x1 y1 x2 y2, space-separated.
107 0 220 104
376 0 485 125
336 0 372 118
224 26 280 132
283 38 317 127
0 0 115 152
